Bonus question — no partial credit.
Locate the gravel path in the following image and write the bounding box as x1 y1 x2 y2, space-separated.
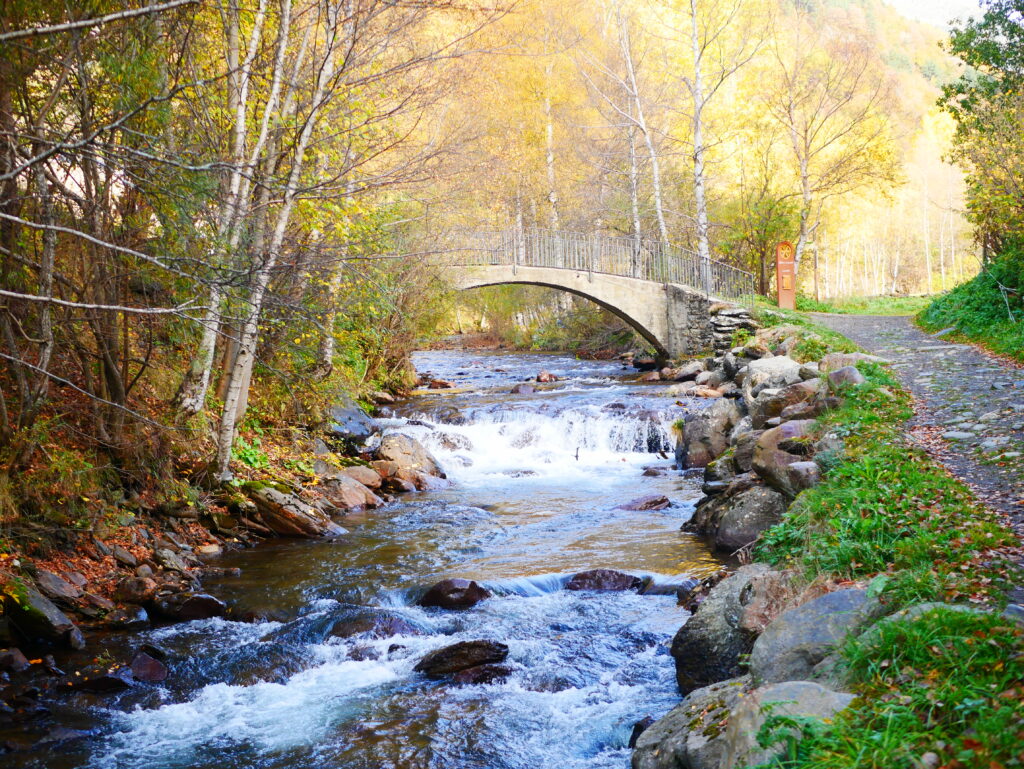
811 314 1024 558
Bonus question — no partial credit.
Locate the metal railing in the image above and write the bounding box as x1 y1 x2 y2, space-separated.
441 228 756 304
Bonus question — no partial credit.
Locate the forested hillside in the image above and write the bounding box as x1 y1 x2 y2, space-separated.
0 0 986 545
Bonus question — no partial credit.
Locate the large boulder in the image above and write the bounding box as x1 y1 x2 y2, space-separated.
828 365 866 388
378 433 446 479
632 676 750 769
2 581 85 649
749 588 879 685
413 640 509 678
341 465 383 490
329 609 421 639
674 360 706 381
680 399 744 469
151 592 227 622
721 681 856 769
670 565 771 694
751 420 817 497
419 578 491 610
327 394 379 448
713 486 788 552
245 484 348 537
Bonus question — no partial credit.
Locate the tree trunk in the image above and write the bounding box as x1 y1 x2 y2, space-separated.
689 0 712 293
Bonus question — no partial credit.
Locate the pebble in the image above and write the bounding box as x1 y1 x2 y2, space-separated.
942 431 975 441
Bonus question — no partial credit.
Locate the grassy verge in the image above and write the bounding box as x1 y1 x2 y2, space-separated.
917 266 1024 364
747 315 1023 769
793 294 934 316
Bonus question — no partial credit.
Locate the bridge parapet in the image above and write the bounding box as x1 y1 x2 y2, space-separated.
445 228 756 305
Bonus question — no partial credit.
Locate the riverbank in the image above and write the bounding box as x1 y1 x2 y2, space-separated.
633 307 1024 769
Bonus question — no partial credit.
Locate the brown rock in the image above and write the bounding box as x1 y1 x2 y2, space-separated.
112 546 138 568
617 495 671 511
451 663 512 685
130 652 168 682
329 613 421 639
752 420 817 497
2 582 85 649
115 577 158 604
68 665 134 693
566 569 643 592
246 484 348 537
341 465 383 490
419 578 491 610
0 648 30 673
827 365 867 388
536 371 559 383
638 371 661 382
151 592 227 622
413 640 509 678
510 383 536 395
35 570 82 604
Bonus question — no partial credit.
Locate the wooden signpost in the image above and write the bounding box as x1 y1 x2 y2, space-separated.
776 241 796 310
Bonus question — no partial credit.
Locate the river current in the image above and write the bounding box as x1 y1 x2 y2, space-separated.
39 349 722 769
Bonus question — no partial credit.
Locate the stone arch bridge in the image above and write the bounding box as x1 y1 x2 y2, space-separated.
441 229 757 359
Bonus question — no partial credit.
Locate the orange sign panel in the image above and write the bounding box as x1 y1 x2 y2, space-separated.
776 241 796 310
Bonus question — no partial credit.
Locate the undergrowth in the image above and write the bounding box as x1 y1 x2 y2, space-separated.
917 251 1024 363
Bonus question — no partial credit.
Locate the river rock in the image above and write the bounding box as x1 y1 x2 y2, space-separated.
0 647 30 673
112 545 138 568
751 420 817 497
638 371 661 382
34 570 82 605
68 664 134 693
750 379 820 429
712 485 788 551
329 610 421 639
679 399 743 468
246 484 347 538
2 581 85 649
749 588 878 685
320 471 384 511
451 663 512 685
742 356 803 402
511 383 536 395
721 681 856 768
341 465 383 489
537 371 559 383
566 569 643 592
151 592 227 622
674 360 706 381
105 606 151 631
413 640 509 678
732 429 762 473
827 365 866 389
695 370 725 388
632 676 750 769
114 577 158 604
327 394 379 448
154 547 191 573
130 651 168 682
419 578 491 610
617 495 671 511
670 564 771 694
378 433 446 478
784 461 821 494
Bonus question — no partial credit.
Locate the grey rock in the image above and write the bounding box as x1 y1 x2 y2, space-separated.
327 394 379 447
749 589 880 685
680 399 744 468
722 681 856 768
1 582 85 649
155 548 191 573
713 486 788 552
784 461 821 493
743 356 803 400
632 676 750 769
827 366 866 388
942 431 975 441
819 352 888 371
35 569 82 604
670 565 770 694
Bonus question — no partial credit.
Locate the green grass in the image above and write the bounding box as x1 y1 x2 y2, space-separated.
755 607 1024 769
746 315 1023 769
917 259 1024 363
794 294 935 316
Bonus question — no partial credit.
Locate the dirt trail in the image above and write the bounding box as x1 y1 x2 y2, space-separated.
812 314 1024 556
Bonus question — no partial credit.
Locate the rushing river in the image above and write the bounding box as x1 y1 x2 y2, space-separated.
32 350 723 769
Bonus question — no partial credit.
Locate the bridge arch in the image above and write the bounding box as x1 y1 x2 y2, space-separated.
450 264 713 359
